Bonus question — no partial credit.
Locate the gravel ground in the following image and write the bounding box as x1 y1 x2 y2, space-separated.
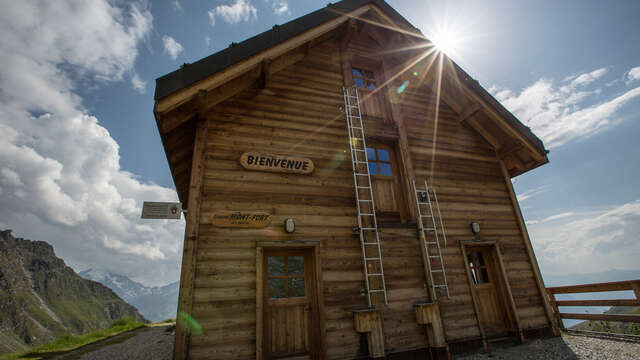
78 325 174 360
457 333 640 360
51 325 174 360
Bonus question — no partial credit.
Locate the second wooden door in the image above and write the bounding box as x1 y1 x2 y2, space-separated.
465 246 510 337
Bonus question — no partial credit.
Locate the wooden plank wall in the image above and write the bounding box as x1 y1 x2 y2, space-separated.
399 84 549 341
186 34 549 359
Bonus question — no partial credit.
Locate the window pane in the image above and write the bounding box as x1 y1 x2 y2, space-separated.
363 69 375 79
268 256 285 276
353 77 365 88
479 269 490 284
289 278 306 297
477 252 485 266
288 256 304 275
366 147 376 160
269 278 286 299
379 163 392 176
377 149 390 162
352 68 363 77
367 82 377 90
368 162 378 175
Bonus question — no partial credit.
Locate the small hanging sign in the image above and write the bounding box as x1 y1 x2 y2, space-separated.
141 202 183 219
240 152 314 174
212 210 272 228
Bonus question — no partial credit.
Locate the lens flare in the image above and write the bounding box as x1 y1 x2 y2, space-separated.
397 80 410 94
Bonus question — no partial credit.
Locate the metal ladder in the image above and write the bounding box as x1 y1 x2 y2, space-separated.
412 179 450 300
342 85 388 307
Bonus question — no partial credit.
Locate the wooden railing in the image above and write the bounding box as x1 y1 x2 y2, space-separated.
546 279 640 329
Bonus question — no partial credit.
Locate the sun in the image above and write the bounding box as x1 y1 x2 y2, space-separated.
430 28 461 56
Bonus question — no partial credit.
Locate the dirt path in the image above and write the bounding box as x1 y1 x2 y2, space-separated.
48 325 174 360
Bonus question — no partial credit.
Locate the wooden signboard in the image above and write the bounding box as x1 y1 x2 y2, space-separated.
240 152 314 174
212 211 272 228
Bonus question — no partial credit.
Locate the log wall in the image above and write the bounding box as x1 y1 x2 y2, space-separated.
186 35 549 359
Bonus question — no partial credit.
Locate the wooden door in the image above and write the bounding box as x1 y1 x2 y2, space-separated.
366 144 403 216
264 249 314 359
466 246 509 337
351 67 383 118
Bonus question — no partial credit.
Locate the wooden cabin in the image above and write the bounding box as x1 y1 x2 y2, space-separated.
154 0 557 358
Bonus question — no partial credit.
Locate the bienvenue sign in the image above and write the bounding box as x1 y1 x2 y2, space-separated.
212 211 272 228
240 152 314 175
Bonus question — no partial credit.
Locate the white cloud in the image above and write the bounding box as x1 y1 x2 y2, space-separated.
526 211 574 225
516 185 548 202
567 67 608 88
626 66 640 84
209 0 257 25
131 73 146 93
492 67 640 148
173 0 183 12
529 201 640 276
162 35 184 60
0 1 184 286
205 35 212 47
271 0 289 15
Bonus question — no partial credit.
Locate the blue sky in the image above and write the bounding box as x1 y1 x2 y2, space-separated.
1 0 639 286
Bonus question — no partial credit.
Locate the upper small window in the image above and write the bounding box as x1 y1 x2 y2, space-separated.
352 67 377 90
366 146 392 176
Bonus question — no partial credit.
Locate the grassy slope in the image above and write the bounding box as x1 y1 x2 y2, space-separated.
0 318 145 360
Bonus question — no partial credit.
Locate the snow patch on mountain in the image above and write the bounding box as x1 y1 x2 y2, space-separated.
79 268 178 322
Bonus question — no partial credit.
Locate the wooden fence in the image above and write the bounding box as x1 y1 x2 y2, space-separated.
546 279 640 329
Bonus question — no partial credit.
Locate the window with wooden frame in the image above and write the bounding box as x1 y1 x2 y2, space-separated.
366 146 393 176
352 67 377 90
267 255 306 299
467 251 490 285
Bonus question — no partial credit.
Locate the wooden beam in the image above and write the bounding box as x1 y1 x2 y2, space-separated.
465 117 501 149
458 104 480 123
255 246 263 360
338 18 358 50
559 313 640 323
155 4 372 114
162 66 261 133
555 299 640 307
499 160 558 336
259 59 271 89
547 280 640 294
461 85 545 162
173 118 208 360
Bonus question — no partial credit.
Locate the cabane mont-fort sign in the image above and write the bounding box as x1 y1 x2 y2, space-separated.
240 151 314 174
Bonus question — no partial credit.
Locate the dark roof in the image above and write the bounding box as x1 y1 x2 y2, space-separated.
155 0 419 100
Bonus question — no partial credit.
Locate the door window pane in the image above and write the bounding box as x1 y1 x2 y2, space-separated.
269 278 286 299
288 256 304 275
289 278 306 297
268 256 286 276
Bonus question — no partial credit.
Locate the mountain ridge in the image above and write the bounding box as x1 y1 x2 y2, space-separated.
79 269 178 322
0 229 146 354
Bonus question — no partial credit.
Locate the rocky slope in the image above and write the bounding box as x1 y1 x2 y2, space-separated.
0 230 146 354
79 269 178 322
